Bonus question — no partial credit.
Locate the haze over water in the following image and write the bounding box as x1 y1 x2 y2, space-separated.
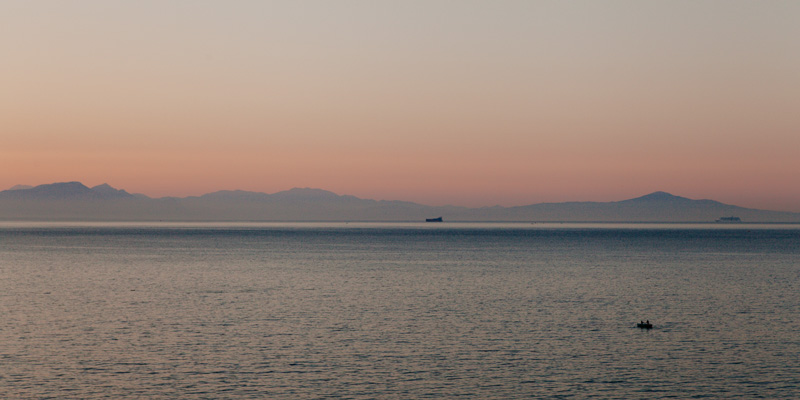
2 223 798 398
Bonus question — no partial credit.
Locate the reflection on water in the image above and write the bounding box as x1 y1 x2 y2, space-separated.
1 224 798 398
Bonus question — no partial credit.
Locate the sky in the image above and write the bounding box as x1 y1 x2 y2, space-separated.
2 1 799 211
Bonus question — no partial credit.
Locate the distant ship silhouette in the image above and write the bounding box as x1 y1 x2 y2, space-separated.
425 217 443 222
716 216 741 223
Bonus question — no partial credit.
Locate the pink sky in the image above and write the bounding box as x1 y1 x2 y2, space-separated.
2 1 799 211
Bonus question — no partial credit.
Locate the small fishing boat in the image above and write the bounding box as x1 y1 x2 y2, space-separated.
637 321 653 329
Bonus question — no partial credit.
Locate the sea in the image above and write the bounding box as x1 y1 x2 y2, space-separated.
1 222 798 399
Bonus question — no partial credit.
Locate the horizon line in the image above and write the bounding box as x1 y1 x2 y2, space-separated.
2 180 785 213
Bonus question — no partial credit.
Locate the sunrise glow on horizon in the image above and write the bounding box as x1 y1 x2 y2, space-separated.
3 1 799 211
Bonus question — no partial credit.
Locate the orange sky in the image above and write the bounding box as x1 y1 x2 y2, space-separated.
2 1 799 211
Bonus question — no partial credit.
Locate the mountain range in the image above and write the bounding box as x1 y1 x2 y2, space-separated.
1 181 798 222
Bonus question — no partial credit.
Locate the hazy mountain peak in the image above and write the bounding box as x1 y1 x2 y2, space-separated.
92 183 115 190
0 181 135 200
273 187 341 199
37 181 92 191
200 190 271 201
286 187 336 194
624 191 689 202
91 183 134 198
8 184 33 191
2 181 96 200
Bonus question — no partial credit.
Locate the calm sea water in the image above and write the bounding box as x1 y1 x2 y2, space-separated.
1 223 798 399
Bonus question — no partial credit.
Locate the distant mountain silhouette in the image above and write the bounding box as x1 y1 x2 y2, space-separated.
91 183 137 199
270 187 354 202
198 190 272 202
1 182 96 200
7 184 33 191
1 183 798 222
483 190 792 222
0 182 136 201
621 191 695 203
